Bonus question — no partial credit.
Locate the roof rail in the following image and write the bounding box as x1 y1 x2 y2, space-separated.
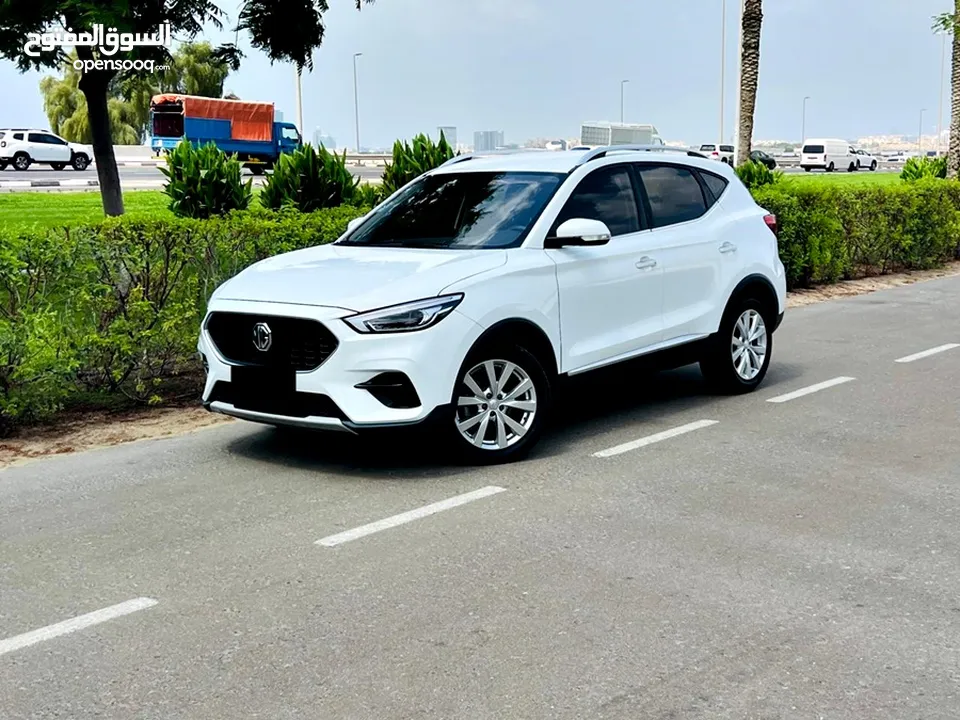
439 147 549 168
575 144 707 166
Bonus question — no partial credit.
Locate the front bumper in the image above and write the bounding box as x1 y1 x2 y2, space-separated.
198 299 483 430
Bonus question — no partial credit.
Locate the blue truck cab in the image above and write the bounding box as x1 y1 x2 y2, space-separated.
150 95 302 174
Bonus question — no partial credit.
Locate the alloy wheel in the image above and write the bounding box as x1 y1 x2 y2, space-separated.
455 359 537 451
731 309 767 381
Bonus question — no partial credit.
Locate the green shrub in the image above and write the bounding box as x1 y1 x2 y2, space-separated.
381 133 456 196
260 144 360 212
0 205 367 432
160 140 253 219
352 182 383 208
900 155 947 182
735 160 783 189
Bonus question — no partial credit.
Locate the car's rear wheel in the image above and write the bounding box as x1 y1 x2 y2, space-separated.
827 162 835 172
700 297 773 395
447 344 551 464
13 153 30 171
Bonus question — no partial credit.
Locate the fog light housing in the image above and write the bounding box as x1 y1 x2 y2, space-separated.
355 372 421 409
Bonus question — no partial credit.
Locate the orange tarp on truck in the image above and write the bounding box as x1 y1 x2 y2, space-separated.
151 94 274 142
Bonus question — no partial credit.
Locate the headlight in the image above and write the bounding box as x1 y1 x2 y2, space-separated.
344 294 464 334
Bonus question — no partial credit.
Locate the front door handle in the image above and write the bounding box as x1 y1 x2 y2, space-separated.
635 256 657 270
719 242 737 254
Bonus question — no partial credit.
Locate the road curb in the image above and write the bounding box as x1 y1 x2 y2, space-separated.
0 179 100 190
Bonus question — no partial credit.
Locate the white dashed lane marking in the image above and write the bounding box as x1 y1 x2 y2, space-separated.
766 377 856 404
593 420 719 459
0 598 158 657
316 486 507 547
894 343 960 364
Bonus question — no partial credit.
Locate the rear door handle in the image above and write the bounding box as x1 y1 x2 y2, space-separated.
719 242 737 254
635 256 657 270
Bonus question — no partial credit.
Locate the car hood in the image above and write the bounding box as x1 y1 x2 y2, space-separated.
214 244 507 312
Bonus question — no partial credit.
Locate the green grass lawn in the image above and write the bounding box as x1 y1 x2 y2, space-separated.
783 170 902 186
0 191 172 230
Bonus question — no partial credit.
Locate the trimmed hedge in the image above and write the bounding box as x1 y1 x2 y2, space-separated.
2 179 960 432
0 205 367 432
754 179 960 287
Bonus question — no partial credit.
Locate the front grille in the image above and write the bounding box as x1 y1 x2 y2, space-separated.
206 312 338 371
209 380 347 420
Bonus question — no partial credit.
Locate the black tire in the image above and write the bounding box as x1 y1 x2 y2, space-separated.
13 153 30 171
0 162 7 171
51 162 66 171
248 164 265 175
870 161 877 171
71 153 89 171
803 167 811 172
699 295 774 395
848 162 856 172
827 162 835 173
445 342 552 465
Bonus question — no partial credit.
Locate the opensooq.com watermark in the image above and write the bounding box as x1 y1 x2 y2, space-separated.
23 23 173 73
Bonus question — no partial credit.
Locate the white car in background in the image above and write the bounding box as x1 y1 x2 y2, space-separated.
0 129 91 171
853 148 878 171
199 145 787 463
800 138 857 172
699 144 735 165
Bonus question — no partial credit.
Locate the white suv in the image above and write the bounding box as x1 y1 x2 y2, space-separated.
0 129 91 171
199 145 787 463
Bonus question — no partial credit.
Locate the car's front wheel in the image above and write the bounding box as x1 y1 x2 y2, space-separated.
700 297 773 394
448 343 551 464
71 153 90 171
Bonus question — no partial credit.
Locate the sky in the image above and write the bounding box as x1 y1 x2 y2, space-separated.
0 0 952 149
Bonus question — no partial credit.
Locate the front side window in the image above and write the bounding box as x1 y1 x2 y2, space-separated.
552 165 640 237
339 171 564 250
281 126 301 142
636 164 708 228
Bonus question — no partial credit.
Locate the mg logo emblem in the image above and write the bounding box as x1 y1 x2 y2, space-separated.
252 322 272 352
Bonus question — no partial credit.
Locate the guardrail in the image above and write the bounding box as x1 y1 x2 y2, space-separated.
107 145 393 166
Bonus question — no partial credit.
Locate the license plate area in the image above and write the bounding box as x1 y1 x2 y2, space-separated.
230 365 297 414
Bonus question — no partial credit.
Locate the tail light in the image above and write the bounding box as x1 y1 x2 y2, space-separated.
763 214 778 237
712 151 719 157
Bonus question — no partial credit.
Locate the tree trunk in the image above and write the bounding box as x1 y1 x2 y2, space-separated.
736 0 763 167
77 67 124 216
948 0 960 179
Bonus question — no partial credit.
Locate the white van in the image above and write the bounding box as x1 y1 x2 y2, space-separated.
800 138 857 172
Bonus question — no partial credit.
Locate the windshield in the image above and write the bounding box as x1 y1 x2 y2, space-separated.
700 144 716 151
803 144 825 154
339 171 564 249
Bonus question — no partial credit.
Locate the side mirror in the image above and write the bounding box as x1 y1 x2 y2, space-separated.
346 217 365 233
544 218 612 249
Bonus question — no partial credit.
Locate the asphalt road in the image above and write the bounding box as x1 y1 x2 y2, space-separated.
0 163 385 186
2 276 960 719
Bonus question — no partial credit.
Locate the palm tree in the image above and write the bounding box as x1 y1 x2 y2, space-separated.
934 4 960 178
735 0 764 167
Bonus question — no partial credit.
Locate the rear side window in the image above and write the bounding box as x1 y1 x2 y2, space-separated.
720 145 734 152
803 144 824 154
699 171 729 207
28 133 44 143
635 164 708 228
553 165 641 237
13 133 23 140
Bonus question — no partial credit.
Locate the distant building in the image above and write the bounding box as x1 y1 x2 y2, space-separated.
312 128 337 149
474 130 505 152
580 121 662 146
438 126 457 148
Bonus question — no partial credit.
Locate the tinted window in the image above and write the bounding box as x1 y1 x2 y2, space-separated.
339 171 564 249
803 144 824 154
13 133 23 140
47 135 67 145
720 145 734 152
28 133 46 143
0 132 5 139
699 171 729 206
700 144 716 151
553 165 640 237
636 164 708 228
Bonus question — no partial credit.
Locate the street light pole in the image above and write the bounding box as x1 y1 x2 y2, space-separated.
801 96 810 145
294 66 304 137
719 0 726 145
919 108 927 155
353 52 363 153
938 32 946 156
620 80 629 123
